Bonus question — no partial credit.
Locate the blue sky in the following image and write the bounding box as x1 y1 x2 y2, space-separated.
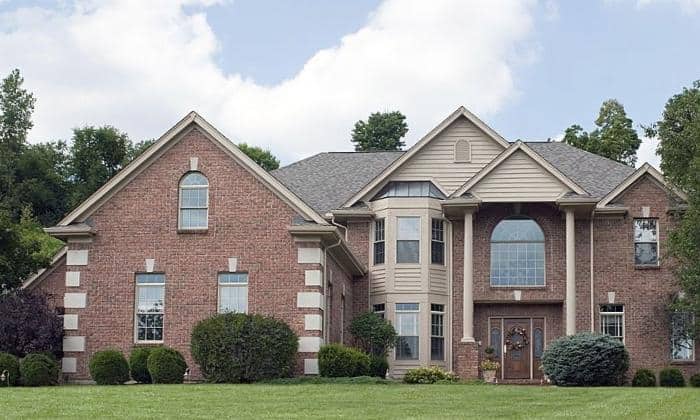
1 0 699 166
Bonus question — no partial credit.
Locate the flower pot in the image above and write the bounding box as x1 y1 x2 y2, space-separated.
483 369 497 383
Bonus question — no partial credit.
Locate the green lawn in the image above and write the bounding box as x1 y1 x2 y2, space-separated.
1 383 698 419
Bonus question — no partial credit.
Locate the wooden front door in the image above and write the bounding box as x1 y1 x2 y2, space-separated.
503 318 531 379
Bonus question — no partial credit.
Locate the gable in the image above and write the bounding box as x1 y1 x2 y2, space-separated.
389 116 505 194
469 150 570 201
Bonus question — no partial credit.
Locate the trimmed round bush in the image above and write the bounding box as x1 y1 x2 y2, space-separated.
20 353 59 386
0 352 20 386
147 347 187 384
191 313 298 383
369 354 389 378
689 373 700 387
129 347 155 384
318 344 370 377
89 349 129 385
403 366 458 384
659 368 685 387
349 312 397 356
541 333 629 386
631 368 656 387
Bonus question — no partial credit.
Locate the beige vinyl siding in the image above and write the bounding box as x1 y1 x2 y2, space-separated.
370 266 387 294
394 267 422 292
471 150 569 201
429 266 448 294
390 116 504 194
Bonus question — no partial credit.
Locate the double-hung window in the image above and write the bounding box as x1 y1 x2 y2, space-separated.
431 304 445 361
218 273 248 313
431 219 445 265
373 219 385 265
396 217 420 264
671 312 695 361
373 303 385 319
179 172 209 230
634 218 659 266
600 304 624 342
396 303 419 360
135 273 165 342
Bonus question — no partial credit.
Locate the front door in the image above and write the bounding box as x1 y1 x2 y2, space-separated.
503 318 531 379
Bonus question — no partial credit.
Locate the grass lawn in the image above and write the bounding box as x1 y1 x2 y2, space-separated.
1 383 698 419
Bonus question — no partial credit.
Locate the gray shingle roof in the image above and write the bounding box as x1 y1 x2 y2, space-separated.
525 142 635 198
272 151 404 214
272 142 635 214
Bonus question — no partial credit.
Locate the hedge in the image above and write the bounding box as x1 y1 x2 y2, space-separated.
191 313 298 383
690 373 700 387
147 347 187 384
403 366 458 384
89 349 130 385
0 352 20 386
318 344 370 377
541 333 629 386
129 347 155 384
369 354 389 378
659 368 685 387
20 353 59 386
631 368 656 387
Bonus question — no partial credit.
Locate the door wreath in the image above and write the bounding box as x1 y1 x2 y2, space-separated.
505 326 529 351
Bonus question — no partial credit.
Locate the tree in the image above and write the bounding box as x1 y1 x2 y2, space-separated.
127 138 156 163
68 126 131 208
351 111 408 151
0 289 63 358
349 312 397 356
646 81 700 333
237 143 280 171
563 99 641 166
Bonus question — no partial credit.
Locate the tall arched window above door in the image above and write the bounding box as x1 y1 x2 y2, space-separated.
179 172 209 230
490 217 545 286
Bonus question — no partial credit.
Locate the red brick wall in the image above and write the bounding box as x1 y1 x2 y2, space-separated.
346 220 370 318
326 255 354 345
47 127 331 380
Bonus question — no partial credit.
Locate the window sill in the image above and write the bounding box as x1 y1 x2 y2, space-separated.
134 341 164 345
490 285 547 289
670 360 696 365
634 265 660 270
177 228 208 234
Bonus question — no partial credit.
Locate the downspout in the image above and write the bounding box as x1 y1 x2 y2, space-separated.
324 235 343 343
590 210 595 332
330 214 348 241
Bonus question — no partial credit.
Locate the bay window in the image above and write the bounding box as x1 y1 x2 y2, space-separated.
373 219 385 265
431 219 445 265
431 304 445 361
396 217 420 264
396 303 419 360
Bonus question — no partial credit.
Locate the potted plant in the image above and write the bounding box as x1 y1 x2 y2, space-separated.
480 359 500 383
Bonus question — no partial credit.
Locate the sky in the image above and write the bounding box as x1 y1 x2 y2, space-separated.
0 0 699 167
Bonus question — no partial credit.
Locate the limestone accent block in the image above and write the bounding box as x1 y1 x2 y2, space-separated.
62 357 77 373
304 359 319 375
63 314 79 330
66 250 88 266
65 271 80 287
298 337 323 353
298 247 322 264
304 314 323 331
145 258 155 272
297 292 323 309
228 257 238 272
63 336 86 352
304 270 322 287
64 293 87 309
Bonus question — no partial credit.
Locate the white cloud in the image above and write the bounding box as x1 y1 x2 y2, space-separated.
0 0 538 163
613 0 700 14
637 136 661 169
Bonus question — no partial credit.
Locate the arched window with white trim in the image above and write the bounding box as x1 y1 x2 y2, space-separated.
490 217 545 286
179 172 209 230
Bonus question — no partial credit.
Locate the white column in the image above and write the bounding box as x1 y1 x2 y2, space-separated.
462 211 475 342
565 209 576 335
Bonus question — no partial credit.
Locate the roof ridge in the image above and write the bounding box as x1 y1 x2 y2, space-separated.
273 152 330 173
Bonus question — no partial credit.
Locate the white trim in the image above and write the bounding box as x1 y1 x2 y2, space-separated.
134 274 166 344
342 106 509 208
597 163 687 208
57 112 327 226
451 141 587 197
178 171 209 231
66 250 89 266
633 217 660 267
599 304 625 344
217 272 249 314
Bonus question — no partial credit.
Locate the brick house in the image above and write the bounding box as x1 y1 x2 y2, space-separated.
25 107 697 382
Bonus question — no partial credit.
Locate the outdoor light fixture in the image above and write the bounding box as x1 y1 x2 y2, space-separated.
183 368 190 381
0 370 8 387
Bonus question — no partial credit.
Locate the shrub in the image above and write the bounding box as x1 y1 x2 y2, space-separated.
129 347 155 384
349 312 397 356
0 352 20 386
403 366 458 384
659 368 685 387
689 373 700 387
20 353 59 386
631 369 656 387
318 344 370 377
147 347 187 384
541 333 629 386
89 349 130 385
369 354 388 378
0 290 62 358
191 313 298 383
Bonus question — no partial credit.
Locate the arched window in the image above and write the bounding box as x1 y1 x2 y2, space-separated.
490 217 545 286
179 172 209 230
454 139 470 163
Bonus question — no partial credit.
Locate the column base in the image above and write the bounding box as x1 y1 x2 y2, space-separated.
454 341 479 380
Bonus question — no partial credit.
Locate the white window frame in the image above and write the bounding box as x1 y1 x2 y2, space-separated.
395 303 420 360
490 217 546 287
373 219 385 265
633 218 659 267
670 312 695 362
599 304 625 343
430 304 445 361
396 216 421 264
178 172 209 230
134 273 166 344
431 218 445 265
217 272 249 314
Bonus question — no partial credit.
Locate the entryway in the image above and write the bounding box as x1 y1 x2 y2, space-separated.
488 317 545 380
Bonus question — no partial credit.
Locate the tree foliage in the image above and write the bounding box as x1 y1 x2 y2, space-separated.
349 312 397 356
238 143 280 171
351 111 408 151
0 289 63 357
563 99 641 166
647 81 700 332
